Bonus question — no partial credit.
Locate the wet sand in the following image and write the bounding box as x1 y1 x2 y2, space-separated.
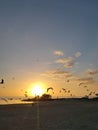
0 100 98 130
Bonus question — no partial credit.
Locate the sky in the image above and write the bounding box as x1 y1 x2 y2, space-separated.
0 0 98 98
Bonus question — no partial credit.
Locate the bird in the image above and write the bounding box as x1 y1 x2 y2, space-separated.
1 97 8 103
0 79 4 84
78 82 84 86
95 93 98 96
70 94 72 96
84 86 87 88
62 88 66 93
59 90 61 93
47 87 53 93
24 91 28 97
88 92 92 96
67 80 70 82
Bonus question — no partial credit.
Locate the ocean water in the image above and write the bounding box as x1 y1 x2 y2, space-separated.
0 96 33 105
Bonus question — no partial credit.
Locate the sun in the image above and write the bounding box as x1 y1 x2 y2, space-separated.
30 82 45 96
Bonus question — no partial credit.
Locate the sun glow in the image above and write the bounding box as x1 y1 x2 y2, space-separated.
30 82 45 96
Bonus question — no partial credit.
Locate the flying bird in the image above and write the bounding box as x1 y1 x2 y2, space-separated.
59 90 61 93
1 97 8 103
86 89 89 91
67 80 70 82
24 91 28 97
95 93 98 96
84 86 87 88
88 92 92 96
0 79 4 84
62 88 66 91
62 88 66 93
78 82 84 86
47 87 53 93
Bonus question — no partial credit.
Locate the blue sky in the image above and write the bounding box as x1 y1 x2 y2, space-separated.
0 0 98 97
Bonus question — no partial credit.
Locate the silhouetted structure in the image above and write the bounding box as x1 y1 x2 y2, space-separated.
40 94 52 100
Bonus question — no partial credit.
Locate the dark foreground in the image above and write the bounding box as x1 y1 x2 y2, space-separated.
0 100 98 130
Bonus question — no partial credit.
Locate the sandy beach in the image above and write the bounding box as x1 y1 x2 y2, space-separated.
0 100 98 130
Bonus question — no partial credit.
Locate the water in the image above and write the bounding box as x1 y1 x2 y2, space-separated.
0 96 33 105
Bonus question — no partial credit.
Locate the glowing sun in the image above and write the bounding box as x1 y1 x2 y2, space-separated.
30 83 45 96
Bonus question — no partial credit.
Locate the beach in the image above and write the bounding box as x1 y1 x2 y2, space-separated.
0 100 98 130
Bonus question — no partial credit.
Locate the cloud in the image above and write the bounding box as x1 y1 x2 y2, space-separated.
54 51 82 68
86 69 98 76
77 77 95 84
42 70 69 76
55 57 75 68
53 70 69 74
53 70 72 76
41 69 73 79
44 62 52 65
54 50 64 56
75 52 82 58
64 57 75 68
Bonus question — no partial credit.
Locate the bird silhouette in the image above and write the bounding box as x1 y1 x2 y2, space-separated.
24 91 28 97
84 86 87 88
47 87 53 93
59 90 61 93
78 82 84 86
62 88 66 93
0 79 4 84
95 93 98 96
67 80 70 82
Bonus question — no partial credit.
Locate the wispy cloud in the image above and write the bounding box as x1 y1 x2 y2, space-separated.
41 50 97 91
42 69 70 76
86 69 98 76
64 57 75 68
54 50 64 56
77 77 95 84
75 52 82 58
55 57 75 68
55 51 82 68
41 69 73 79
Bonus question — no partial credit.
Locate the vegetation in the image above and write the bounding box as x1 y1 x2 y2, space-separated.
22 93 52 102
40 93 52 100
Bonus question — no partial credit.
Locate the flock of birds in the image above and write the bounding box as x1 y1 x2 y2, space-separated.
46 79 98 98
0 78 98 99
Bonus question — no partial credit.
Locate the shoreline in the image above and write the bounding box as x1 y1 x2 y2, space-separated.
0 97 98 106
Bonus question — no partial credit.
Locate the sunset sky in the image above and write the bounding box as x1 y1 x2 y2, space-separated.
0 0 98 98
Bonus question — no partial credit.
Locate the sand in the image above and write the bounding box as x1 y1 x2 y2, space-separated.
0 100 98 130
